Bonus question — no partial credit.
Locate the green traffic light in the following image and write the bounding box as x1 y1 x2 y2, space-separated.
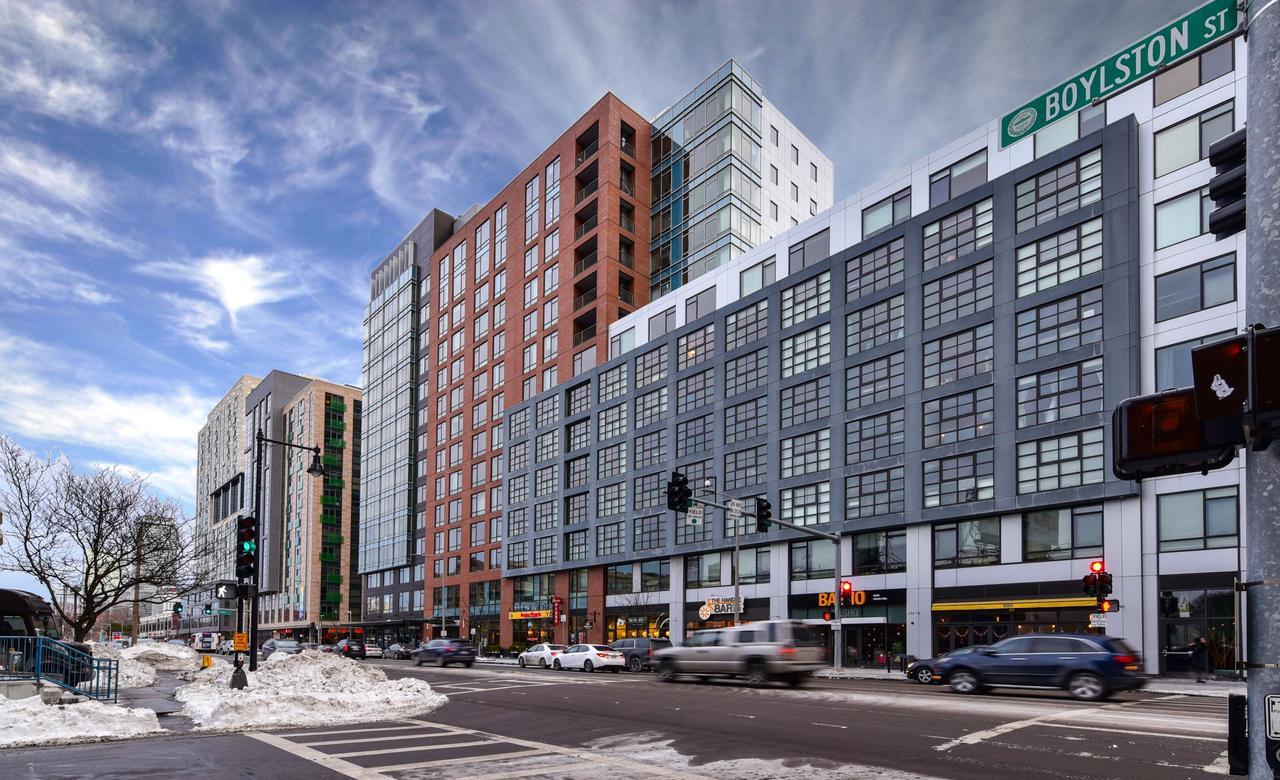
240 540 257 553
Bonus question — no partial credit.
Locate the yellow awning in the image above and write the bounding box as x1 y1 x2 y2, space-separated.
932 596 1097 612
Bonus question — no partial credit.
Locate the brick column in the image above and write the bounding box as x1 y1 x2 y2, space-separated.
586 566 606 644
499 577 515 648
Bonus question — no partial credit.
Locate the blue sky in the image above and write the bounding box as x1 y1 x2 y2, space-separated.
0 0 1198 514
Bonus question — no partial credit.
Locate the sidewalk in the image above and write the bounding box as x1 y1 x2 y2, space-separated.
814 666 1245 697
116 672 194 731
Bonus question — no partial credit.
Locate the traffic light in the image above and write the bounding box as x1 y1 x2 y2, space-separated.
1192 326 1280 450
754 497 772 534
665 472 692 512
1096 571 1113 599
1113 387 1238 481
236 514 259 579
1206 127 1245 240
1099 599 1120 613
172 602 183 615
821 611 834 622
839 580 854 607
1082 572 1097 599
202 603 213 616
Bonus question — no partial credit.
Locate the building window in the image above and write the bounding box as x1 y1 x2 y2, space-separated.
536 395 560 428
923 198 993 271
853 528 907 575
685 553 721 588
567 419 591 452
677 323 716 370
726 395 768 443
929 149 987 208
788 229 831 273
635 345 668 387
1158 486 1238 551
846 294 905 354
635 387 668 428
596 522 625 557
847 351 905 408
810 161 818 181
1016 427 1105 494
1156 331 1234 390
733 546 771 584
790 181 799 202
846 410 904 463
597 365 627 404
508 474 528 505
506 508 528 537
1016 218 1103 297
740 257 775 296
536 430 560 463
1155 253 1235 322
862 188 911 238
789 539 834 580
597 442 627 480
933 518 1001 568
1015 288 1103 362
791 144 799 164
534 536 556 566
649 307 676 339
565 493 588 525
509 440 529 471
1153 41 1233 106
1016 358 1105 427
633 515 666 552
725 445 767 490
1015 148 1102 233
726 299 768 352
923 449 995 507
1155 101 1234 178
1033 104 1106 158
923 259 994 329
609 327 635 360
605 563 632 595
508 541 528 568
781 323 830 378
599 403 627 440
770 125 779 145
565 530 588 561
567 381 591 416
634 472 663 511
846 467 905 519
1024 505 1103 561
726 348 768 397
781 375 829 429
769 164 778 184
635 430 667 469
1159 187 1214 251
544 157 560 225
566 456 589 488
596 482 626 517
509 408 530 438
685 287 716 322
923 322 994 389
781 481 830 526
676 414 714 457
781 429 831 478
922 386 994 448
781 271 831 328
848 237 905 301
534 465 558 498
676 368 715 414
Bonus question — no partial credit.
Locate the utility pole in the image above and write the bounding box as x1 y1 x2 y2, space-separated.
1246 2 1280 775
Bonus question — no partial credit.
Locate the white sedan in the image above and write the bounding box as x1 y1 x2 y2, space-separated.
517 643 567 669
553 644 625 672
365 644 385 659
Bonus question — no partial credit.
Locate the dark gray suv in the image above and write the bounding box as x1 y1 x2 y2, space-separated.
611 637 672 672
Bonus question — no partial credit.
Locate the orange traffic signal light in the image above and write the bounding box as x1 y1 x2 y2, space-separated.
1089 560 1104 573
1099 599 1119 613
1113 388 1238 481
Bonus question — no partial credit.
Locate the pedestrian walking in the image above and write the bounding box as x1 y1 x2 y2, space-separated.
1192 636 1209 683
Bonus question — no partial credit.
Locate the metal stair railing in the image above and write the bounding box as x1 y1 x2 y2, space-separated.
0 636 120 702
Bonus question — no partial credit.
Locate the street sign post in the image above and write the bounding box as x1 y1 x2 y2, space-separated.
726 498 743 521
685 504 704 525
232 632 248 652
1089 613 1108 628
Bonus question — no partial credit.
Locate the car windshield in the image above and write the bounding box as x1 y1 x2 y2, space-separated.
275 641 300 649
591 645 614 652
548 644 567 650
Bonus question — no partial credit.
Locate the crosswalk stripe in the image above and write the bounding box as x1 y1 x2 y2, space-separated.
331 739 501 759
278 724 420 739
245 731 390 780
463 761 603 780
374 749 553 774
304 729 473 747
1035 722 1226 741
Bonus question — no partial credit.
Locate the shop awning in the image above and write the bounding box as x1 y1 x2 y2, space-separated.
932 596 1097 612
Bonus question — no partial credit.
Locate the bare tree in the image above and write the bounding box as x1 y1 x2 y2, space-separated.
0 436 210 642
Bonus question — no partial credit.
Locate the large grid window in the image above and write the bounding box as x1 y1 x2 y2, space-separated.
1015 287 1103 362
509 474 528 504
1015 218 1103 297
726 299 768 351
725 445 767 490
847 237 905 300
599 403 627 440
677 369 715 413
846 467 905 519
781 429 831 478
536 396 559 428
847 295 904 354
567 381 591 416
567 419 591 452
922 386 994 448
597 442 627 479
678 324 716 370
922 323 994 389
726 396 768 443
535 465 558 498
509 408 530 439
635 346 667 387
677 414 714 457
1155 253 1236 322
634 515 666 552
596 522 625 557
597 482 626 517
781 376 829 429
599 364 628 402
781 323 830 378
781 482 830 527
923 198 994 270
634 472 663 511
846 410 904 463
635 430 667 469
1024 505 1103 561
847 352 905 408
933 518 1001 567
635 387 668 428
1155 101 1234 177
853 528 907 574
534 536 556 566
781 271 831 328
726 349 768 396
565 493 588 525
1016 427 1105 493
789 539 835 580
507 541 528 569
923 449 995 507
566 456 589 488
1016 358 1104 428
566 530 588 561
922 259 993 329
1158 486 1238 551
1015 148 1102 233
536 430 559 463
509 441 529 471
506 508 528 537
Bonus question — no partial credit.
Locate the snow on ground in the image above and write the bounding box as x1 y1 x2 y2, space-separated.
0 694 165 748
88 642 157 688
175 650 447 731
120 642 201 672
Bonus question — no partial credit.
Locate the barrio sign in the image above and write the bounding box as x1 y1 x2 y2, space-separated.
1000 0 1238 148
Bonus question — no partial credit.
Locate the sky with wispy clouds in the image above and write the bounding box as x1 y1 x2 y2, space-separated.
1 0 1198 513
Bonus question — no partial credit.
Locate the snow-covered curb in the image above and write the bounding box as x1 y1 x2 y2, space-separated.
814 667 1244 697
475 657 520 666
89 642 158 688
0 695 165 748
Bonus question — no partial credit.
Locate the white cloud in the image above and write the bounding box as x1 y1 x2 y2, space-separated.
0 235 117 307
0 139 104 212
140 252 304 329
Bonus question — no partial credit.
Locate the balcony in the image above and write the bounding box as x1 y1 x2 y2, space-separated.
321 454 341 467
575 138 599 167
575 178 598 204
321 495 339 506
318 552 337 563
620 138 636 159
325 477 346 489
574 213 598 240
619 289 636 306
573 325 597 346
573 288 597 311
619 177 635 197
324 573 343 585
619 211 634 233
574 251 598 276
329 419 346 431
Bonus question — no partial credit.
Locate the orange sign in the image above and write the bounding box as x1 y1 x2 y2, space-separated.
508 610 552 620
233 632 249 652
818 590 867 607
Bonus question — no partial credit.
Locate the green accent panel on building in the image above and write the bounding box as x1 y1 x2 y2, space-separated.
321 454 341 467
325 477 346 489
328 419 346 431
326 438 345 449
321 495 339 506
328 400 347 412
323 574 343 585
323 533 344 545
318 552 337 563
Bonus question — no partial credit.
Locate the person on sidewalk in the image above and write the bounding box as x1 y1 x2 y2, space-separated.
1192 636 1209 683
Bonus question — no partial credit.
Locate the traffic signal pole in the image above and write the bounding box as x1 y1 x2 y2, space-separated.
1246 5 1280 775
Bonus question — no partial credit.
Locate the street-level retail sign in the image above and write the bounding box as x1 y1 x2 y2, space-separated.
1000 0 1238 148
698 596 744 620
509 609 551 620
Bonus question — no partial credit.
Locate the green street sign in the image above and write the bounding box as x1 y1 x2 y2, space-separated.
1000 0 1239 148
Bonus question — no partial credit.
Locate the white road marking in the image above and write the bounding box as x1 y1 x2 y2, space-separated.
728 713 756 719
1202 750 1231 774
932 705 1084 752
331 739 496 758
812 722 848 729
304 729 473 747
465 761 602 780
376 749 553 774
1035 722 1226 741
277 724 422 738
246 731 390 780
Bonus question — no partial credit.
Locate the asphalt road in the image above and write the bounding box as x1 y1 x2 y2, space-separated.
0 661 1228 779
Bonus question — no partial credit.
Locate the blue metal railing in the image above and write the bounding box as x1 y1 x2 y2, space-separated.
0 636 119 701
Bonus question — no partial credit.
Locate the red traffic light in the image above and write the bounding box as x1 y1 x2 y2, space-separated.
1113 387 1238 481
839 580 853 594
1089 560 1104 573
821 611 833 622
1099 599 1119 613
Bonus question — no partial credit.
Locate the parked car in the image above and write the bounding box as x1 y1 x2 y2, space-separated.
137 638 157 646
517 643 567 669
385 643 414 660
555 644 625 672
335 639 365 659
654 620 826 687
906 645 988 684
318 644 336 654
365 643 385 659
936 633 1145 701
217 640 235 655
611 637 673 672
167 639 188 648
413 639 476 667
260 639 303 660
300 642 319 651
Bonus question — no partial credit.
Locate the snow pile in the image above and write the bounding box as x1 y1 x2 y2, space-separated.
89 642 157 689
175 650 447 731
120 642 200 672
0 695 165 748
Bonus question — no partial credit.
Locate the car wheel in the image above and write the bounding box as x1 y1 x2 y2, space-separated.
628 657 642 673
538 658 547 669
786 674 807 688
518 656 526 668
745 662 770 688
414 657 422 666
948 669 981 694
584 660 594 673
657 660 677 682
435 656 446 667
464 661 473 668
914 667 934 685
1067 672 1108 701
553 659 562 670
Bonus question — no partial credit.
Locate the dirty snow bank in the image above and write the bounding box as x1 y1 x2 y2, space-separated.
0 695 164 748
120 642 200 672
175 650 447 731
89 642 157 688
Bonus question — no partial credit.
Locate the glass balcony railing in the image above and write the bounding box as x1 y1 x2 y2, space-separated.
619 289 636 305
573 326 597 346
574 251 598 275
620 139 636 158
573 289 598 311
575 139 599 166
575 178 598 204
574 214 598 240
